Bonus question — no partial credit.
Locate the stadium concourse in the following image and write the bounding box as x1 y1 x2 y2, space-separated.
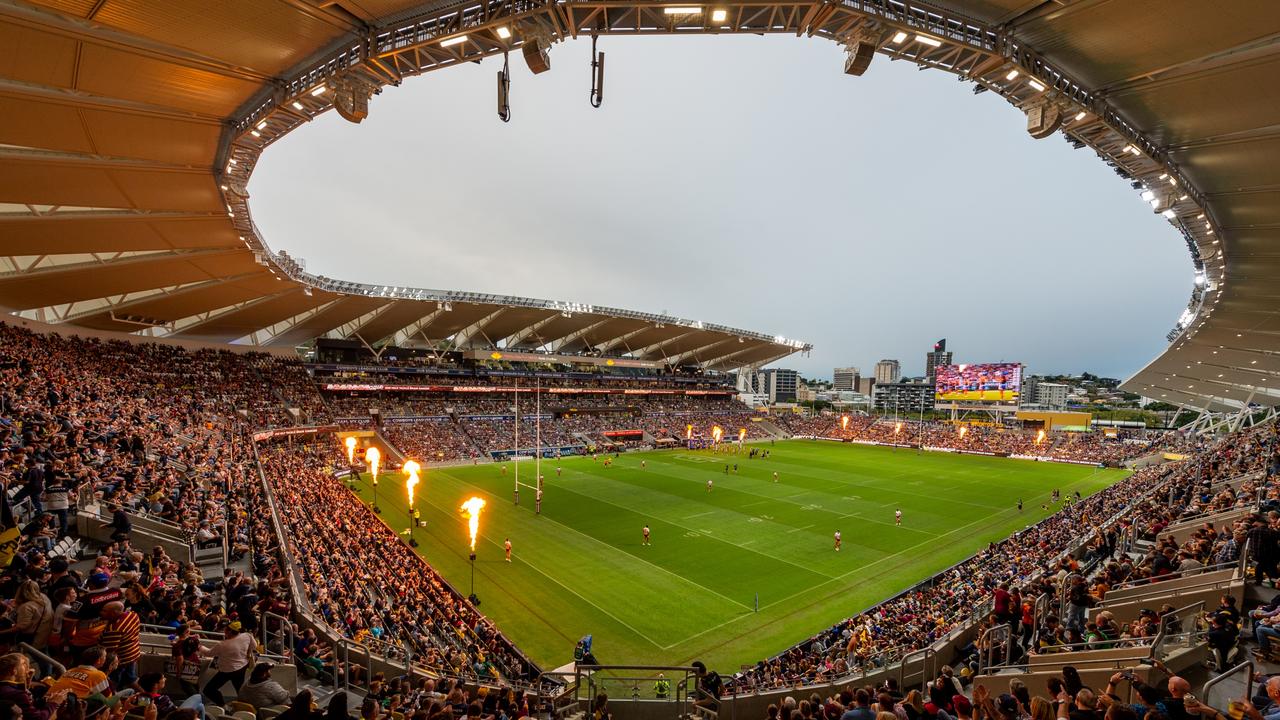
0 315 1277 720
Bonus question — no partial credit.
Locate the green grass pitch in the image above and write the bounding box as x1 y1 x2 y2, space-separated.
346 440 1126 673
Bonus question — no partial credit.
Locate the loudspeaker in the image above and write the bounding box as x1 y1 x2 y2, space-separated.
843 41 875 76
1026 104 1062 139
523 37 551 74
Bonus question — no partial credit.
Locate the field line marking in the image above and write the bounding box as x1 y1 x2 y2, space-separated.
785 524 815 534
684 510 716 520
552 476 830 579
412 488 676 649
668 507 1022 650
444 476 758 613
760 506 1022 612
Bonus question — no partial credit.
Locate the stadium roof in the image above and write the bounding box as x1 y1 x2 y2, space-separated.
0 1 1275 394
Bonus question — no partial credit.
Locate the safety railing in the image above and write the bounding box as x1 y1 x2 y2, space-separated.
1202 660 1253 711
260 611 295 662
897 647 937 691
142 623 224 641
1152 601 1207 660
18 642 66 678
1107 561 1242 592
533 669 580 720
976 624 1012 675
577 665 698 720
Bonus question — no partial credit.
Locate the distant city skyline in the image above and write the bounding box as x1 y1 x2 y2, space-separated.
250 35 1189 381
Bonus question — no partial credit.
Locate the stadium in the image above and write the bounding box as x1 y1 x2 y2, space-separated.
0 2 1279 720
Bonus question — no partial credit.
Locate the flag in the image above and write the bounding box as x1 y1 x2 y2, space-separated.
0 482 21 568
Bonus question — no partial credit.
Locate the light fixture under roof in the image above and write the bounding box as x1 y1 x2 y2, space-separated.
310 85 327 96
891 31 907 43
1005 70 1019 80
1074 111 1086 121
292 101 304 110
663 6 702 13
915 34 942 47
440 35 468 47
496 26 511 39
711 8 727 21
1028 79 1045 91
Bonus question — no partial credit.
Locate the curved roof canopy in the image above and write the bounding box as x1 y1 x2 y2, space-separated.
0 0 1276 391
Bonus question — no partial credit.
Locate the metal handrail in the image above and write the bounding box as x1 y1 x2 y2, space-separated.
1203 660 1253 711
977 624 1011 674
1108 561 1241 591
897 647 936 691
18 643 66 677
1151 600 1207 660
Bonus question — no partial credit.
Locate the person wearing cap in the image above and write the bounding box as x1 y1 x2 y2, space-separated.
238 663 290 709
65 572 123 651
202 620 257 705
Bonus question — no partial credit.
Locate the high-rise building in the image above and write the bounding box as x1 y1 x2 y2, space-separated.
925 339 953 382
833 367 860 392
1035 383 1069 410
739 368 800 404
857 377 877 396
874 360 901 384
872 381 935 413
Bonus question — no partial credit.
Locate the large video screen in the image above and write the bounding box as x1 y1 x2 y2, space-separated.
934 363 1021 403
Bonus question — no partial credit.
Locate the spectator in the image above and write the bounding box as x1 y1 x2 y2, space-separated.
239 663 291 709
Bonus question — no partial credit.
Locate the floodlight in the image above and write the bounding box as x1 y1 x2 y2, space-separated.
440 35 468 47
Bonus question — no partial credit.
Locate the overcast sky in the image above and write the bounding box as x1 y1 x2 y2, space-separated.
249 35 1188 381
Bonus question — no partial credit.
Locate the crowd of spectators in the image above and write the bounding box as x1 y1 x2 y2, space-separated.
257 443 536 685
383 422 483 463
728 420 1276 691
6 317 1278 720
779 415 1191 466
0 321 303 720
